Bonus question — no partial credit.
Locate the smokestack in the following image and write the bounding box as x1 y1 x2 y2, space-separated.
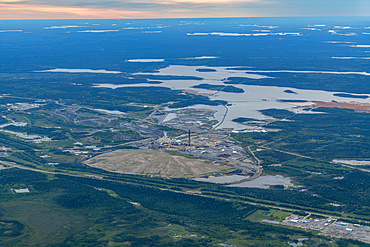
188 129 191 146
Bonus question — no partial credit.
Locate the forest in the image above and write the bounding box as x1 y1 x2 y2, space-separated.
0 168 366 246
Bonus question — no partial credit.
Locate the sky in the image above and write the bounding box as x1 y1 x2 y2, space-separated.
0 0 369 19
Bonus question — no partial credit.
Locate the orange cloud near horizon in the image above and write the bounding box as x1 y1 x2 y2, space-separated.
0 0 368 20
0 1 264 20
0 4 155 19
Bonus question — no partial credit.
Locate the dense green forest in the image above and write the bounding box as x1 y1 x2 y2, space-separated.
231 107 370 218
0 73 223 110
248 107 370 159
0 168 366 247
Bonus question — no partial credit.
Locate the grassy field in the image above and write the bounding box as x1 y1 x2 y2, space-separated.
247 209 291 222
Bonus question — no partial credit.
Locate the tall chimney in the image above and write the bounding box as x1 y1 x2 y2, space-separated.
188 129 191 146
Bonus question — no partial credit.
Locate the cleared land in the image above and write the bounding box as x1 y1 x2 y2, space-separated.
313 101 370 113
85 149 233 178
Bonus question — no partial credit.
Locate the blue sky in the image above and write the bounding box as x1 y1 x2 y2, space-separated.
0 0 368 19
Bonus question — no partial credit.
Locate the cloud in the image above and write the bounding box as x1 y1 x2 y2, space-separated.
334 26 355 29
187 32 301 36
44 25 85 29
142 31 162 33
332 57 370 60
244 70 370 76
0 0 26 2
77 30 119 33
0 29 23 32
328 30 358 36
323 41 356 44
127 59 165 62
35 68 122 73
331 57 358 59
138 0 273 7
0 0 369 19
0 0 278 19
300 28 321 31
252 25 279 29
350 45 370 48
0 3 150 19
181 56 218 59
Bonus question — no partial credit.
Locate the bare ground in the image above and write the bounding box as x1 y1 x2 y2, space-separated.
312 101 370 113
84 149 233 178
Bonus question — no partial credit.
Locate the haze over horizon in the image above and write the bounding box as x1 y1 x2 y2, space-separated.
0 0 369 20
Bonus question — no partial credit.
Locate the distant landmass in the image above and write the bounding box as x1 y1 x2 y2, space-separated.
192 83 244 93
232 117 257 123
278 99 309 103
284 90 297 94
333 93 369 99
196 68 217 72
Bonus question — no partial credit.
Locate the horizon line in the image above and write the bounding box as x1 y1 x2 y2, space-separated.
1 15 369 21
